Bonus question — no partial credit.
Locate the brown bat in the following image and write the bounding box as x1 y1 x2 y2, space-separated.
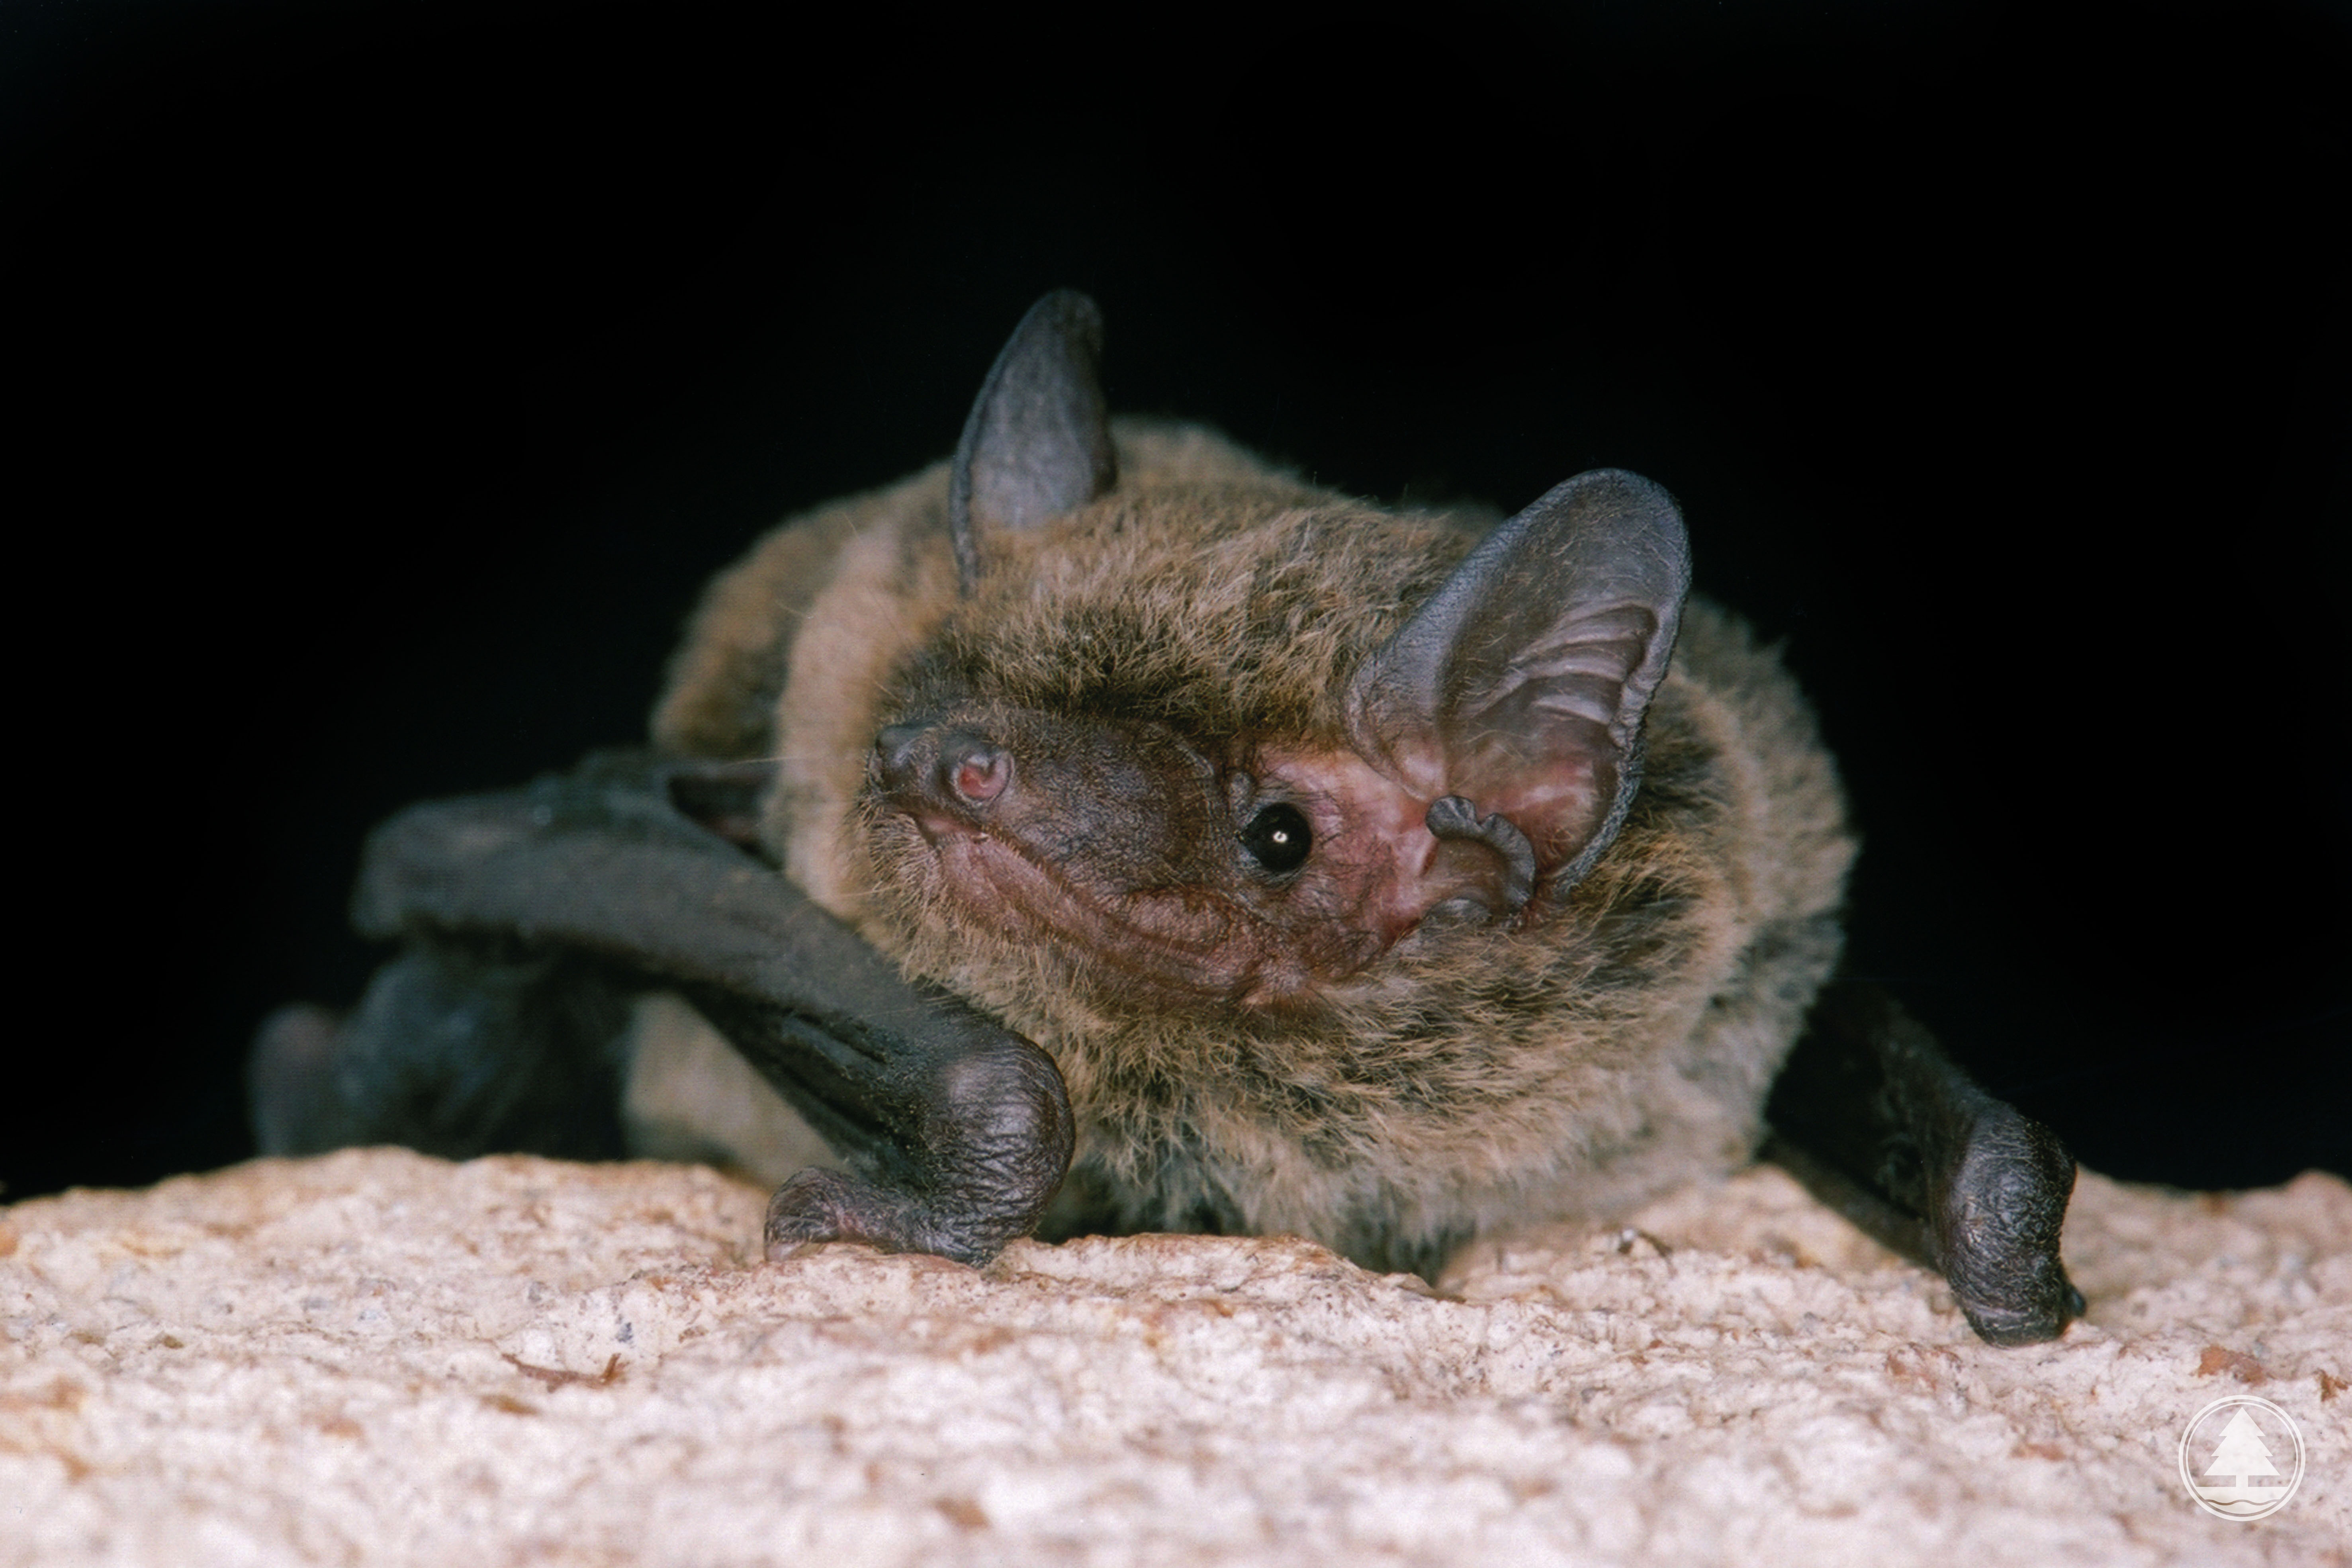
254 292 2083 1345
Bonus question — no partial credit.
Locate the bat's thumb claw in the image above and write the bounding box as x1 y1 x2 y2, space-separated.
761 1235 832 1265
762 1168 995 1268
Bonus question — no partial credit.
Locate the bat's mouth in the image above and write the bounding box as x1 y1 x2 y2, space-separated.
869 805 1337 1010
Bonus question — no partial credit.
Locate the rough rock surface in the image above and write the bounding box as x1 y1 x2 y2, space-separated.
4 1150 2344 1566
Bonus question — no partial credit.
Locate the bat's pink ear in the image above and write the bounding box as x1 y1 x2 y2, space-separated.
949 290 1119 594
1342 469 1690 906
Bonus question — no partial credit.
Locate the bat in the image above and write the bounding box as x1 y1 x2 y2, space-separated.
252 291 2084 1345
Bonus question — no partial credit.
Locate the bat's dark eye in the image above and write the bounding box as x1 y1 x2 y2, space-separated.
1241 802 1313 873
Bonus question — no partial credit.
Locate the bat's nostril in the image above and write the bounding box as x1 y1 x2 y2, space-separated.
873 722 1011 812
939 733 1012 806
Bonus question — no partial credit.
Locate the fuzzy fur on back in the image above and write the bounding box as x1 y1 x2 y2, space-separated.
647 421 1854 1276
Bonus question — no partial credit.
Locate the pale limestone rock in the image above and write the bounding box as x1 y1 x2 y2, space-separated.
4 1150 2345 1566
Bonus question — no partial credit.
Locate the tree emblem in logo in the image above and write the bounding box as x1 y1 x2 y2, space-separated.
2178 1395 2305 1521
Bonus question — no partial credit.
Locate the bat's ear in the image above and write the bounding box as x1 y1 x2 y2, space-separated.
1343 468 1690 906
949 290 1119 594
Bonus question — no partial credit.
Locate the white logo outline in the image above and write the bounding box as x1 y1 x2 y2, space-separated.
2178 1394 2305 1522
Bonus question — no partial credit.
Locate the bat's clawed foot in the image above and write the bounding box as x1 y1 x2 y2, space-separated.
1930 1101 2086 1346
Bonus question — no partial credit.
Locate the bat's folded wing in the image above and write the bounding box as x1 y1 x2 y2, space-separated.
346 755 1075 1267
1765 983 2085 1345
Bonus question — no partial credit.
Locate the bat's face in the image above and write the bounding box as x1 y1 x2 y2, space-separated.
851 453 1690 1025
854 498 1479 1013
863 698 1395 1008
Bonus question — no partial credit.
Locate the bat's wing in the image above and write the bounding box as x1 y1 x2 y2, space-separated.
1764 984 2085 1345
256 754 1072 1268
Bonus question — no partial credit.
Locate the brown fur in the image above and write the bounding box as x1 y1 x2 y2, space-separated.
646 419 1853 1278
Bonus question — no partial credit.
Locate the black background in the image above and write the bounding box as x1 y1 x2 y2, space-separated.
6 0 2345 1204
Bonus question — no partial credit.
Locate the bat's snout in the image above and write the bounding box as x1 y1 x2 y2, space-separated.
874 721 1015 822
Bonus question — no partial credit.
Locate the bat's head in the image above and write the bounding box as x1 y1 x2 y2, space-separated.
857 293 1691 1023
